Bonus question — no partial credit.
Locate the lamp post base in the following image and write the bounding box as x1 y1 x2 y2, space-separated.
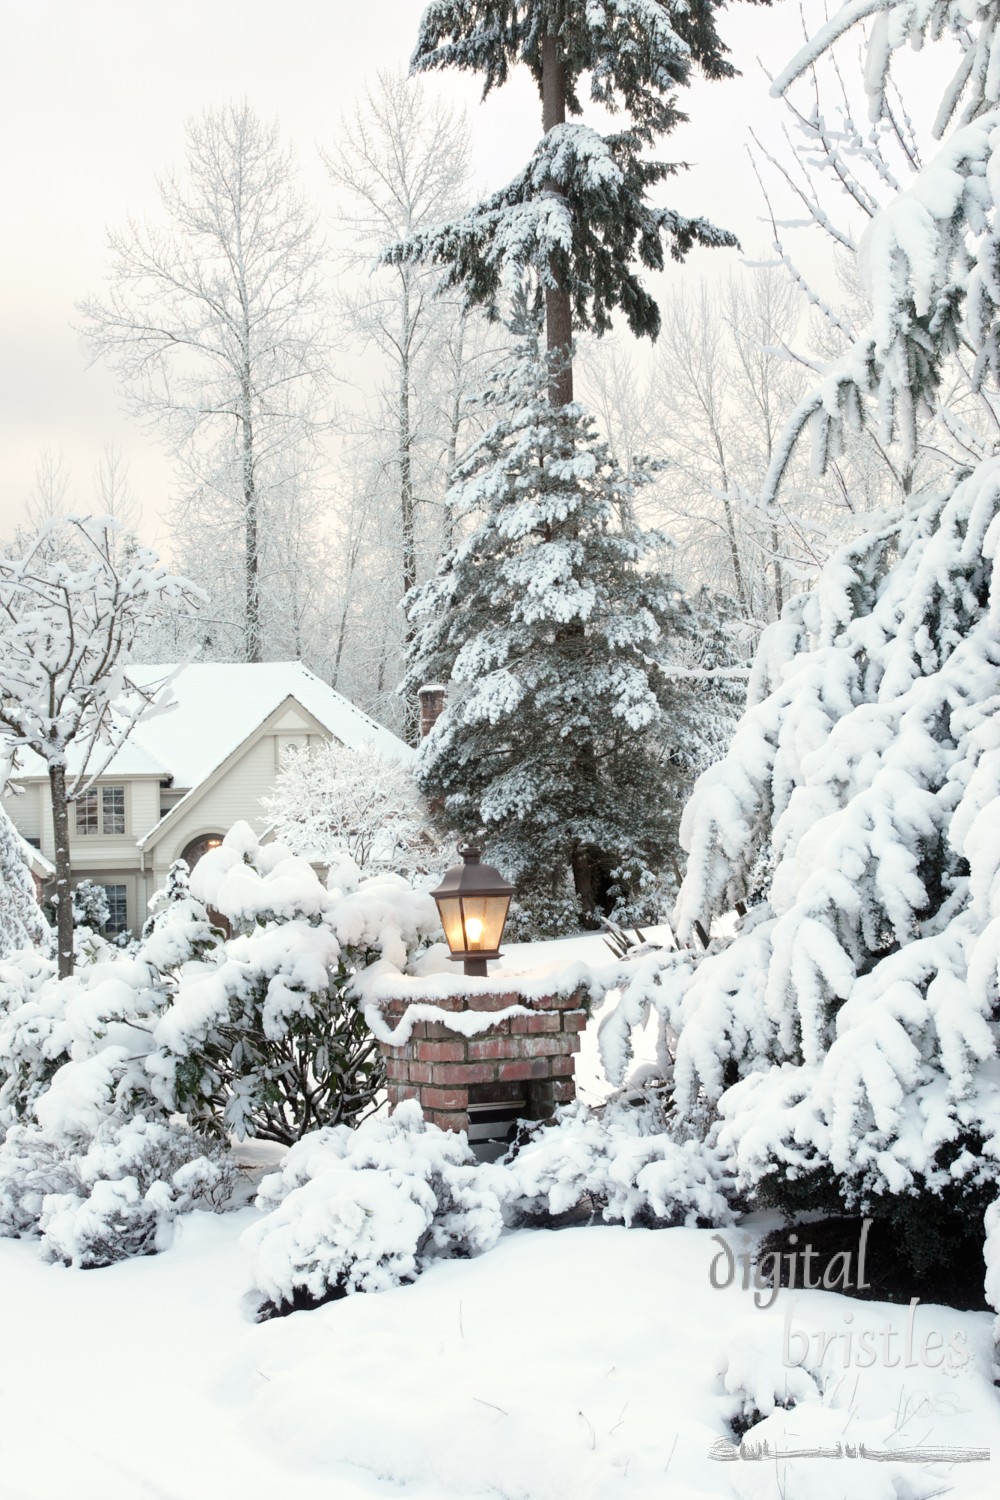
462 956 489 978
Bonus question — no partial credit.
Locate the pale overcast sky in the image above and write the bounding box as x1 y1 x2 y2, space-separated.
1 0 844 549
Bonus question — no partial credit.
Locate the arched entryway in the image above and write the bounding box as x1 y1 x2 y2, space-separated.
180 834 229 936
181 834 225 870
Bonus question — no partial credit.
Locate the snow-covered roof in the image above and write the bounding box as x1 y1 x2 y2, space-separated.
9 662 412 789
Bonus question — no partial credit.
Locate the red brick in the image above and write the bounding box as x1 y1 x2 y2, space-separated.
497 1057 554 1082
432 1061 496 1085
422 1086 469 1110
414 1040 466 1063
425 1110 467 1133
548 1079 576 1103
526 993 563 1011
468 993 522 1012
421 1021 464 1040
547 990 589 1010
525 1012 561 1034
405 1062 434 1085
519 1035 575 1058
548 1055 576 1076
388 1085 421 1105
466 1037 514 1062
384 1059 410 1081
561 1011 588 1033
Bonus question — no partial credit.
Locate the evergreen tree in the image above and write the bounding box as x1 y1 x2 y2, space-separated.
625 0 1000 1285
0 809 49 959
407 325 706 925
385 0 753 404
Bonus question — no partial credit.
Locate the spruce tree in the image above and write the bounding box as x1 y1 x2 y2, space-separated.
385 0 753 403
407 323 703 925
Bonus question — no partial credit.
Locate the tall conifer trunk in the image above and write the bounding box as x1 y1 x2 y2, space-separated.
542 30 573 408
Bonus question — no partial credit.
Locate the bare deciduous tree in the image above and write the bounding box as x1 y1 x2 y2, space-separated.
79 101 331 664
325 70 475 740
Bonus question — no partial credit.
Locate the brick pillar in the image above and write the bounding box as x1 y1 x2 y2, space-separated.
418 683 446 739
378 989 587 1133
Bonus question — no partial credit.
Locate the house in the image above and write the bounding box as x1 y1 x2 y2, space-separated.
4 662 411 937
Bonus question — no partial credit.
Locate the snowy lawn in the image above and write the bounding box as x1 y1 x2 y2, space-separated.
2 1206 998 1500
2 925 997 1500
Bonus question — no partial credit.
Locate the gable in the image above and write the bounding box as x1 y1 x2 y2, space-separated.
139 695 338 858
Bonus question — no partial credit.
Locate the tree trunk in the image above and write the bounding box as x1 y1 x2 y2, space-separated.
443 317 467 554
771 524 785 617
720 492 748 617
399 280 420 744
242 389 262 664
49 762 74 978
542 32 573 408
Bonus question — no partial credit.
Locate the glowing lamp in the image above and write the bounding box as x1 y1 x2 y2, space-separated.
431 846 515 977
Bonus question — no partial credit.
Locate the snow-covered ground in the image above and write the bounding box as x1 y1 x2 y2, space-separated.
2 1208 997 1500
2 927 997 1500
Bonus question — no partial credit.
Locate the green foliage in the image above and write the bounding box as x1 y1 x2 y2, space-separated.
407 328 732 924
171 949 386 1147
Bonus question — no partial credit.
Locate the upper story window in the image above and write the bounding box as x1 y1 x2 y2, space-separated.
76 785 126 836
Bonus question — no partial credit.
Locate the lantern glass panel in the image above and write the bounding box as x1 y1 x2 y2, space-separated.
436 897 466 954
461 894 510 952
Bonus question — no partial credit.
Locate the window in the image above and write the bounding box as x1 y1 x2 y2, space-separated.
102 884 128 937
76 786 126 836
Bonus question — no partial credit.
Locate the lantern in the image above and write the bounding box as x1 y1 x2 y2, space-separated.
431 846 514 977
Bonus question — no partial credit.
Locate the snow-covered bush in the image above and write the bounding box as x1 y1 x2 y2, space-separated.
0 947 58 1123
0 950 175 1128
985 1198 1000 1370
70 878 110 933
717 1319 820 1438
501 1094 737 1228
631 0 1000 1286
151 824 438 1143
0 1113 236 1266
0 824 436 1150
0 807 49 959
261 740 444 880
244 1101 503 1313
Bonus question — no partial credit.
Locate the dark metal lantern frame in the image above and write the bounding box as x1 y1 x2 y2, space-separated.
431 846 515 977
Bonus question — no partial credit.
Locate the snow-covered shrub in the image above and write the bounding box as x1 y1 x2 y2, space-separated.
716 1319 820 1438
261 740 445 881
501 1094 737 1228
70 879 110 933
245 1101 503 1312
0 953 172 1128
0 947 58 1124
150 823 438 1143
661 473 1000 1276
0 1113 236 1266
140 858 223 958
985 1199 1000 1369
0 807 49 959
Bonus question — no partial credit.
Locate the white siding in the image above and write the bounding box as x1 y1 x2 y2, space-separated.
5 783 42 842
152 733 286 875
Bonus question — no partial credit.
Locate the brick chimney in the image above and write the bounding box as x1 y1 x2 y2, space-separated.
418 683 446 739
